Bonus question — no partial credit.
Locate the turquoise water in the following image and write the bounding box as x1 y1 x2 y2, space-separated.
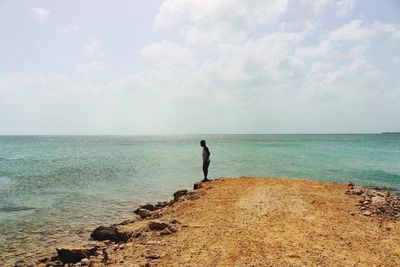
1 134 400 264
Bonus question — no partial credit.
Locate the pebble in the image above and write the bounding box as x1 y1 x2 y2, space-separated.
363 211 372 216
80 258 89 266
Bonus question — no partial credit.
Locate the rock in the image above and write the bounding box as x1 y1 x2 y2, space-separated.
90 225 130 242
80 258 90 266
156 201 169 208
137 208 151 219
144 253 161 260
173 189 188 200
170 219 181 224
56 246 96 264
149 221 170 231
363 201 370 206
371 196 387 207
14 260 26 267
120 219 136 225
140 204 157 211
363 211 372 216
45 260 63 267
160 227 173 235
193 182 203 190
351 187 363 195
38 257 50 264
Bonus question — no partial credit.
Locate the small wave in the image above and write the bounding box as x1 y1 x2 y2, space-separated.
0 206 36 212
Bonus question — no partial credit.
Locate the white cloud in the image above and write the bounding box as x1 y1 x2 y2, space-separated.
84 38 104 58
141 41 195 67
76 61 106 73
330 20 376 43
3 2 400 134
61 24 80 33
77 39 106 74
336 0 356 17
30 7 49 22
153 0 289 44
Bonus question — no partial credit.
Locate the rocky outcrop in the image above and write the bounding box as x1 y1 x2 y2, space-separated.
346 184 400 220
137 208 152 219
90 225 131 242
56 245 97 264
148 221 170 231
193 182 203 190
173 190 188 200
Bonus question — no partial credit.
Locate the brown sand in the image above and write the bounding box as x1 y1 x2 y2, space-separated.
100 177 400 266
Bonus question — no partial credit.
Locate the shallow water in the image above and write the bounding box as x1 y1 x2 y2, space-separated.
0 134 399 264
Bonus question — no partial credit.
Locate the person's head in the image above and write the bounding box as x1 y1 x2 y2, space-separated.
200 140 206 147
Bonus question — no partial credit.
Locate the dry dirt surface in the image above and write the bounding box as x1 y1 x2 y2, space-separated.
98 177 400 267
33 177 400 267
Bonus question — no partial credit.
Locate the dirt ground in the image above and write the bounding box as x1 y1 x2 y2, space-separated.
94 178 400 266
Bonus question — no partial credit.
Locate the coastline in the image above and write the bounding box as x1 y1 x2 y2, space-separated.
13 177 400 266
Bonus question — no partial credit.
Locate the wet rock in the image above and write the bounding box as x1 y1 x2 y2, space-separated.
137 208 151 219
148 221 170 231
174 189 188 200
140 204 157 211
56 245 96 264
155 201 169 208
120 219 136 225
90 225 130 242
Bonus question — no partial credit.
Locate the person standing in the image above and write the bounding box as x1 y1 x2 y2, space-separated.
200 140 211 182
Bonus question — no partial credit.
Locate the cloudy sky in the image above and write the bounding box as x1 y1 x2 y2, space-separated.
0 0 399 134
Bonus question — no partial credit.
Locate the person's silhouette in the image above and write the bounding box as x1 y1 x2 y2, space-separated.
200 140 211 182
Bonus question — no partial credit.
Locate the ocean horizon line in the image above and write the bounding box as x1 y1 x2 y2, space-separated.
0 132 396 137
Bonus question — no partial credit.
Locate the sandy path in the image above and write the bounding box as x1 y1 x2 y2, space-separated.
103 178 400 266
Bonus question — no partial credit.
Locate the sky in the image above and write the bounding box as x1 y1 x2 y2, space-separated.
0 0 399 134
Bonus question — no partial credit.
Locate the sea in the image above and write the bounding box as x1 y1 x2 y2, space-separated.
1 134 399 264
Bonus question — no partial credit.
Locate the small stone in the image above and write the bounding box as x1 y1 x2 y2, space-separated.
360 206 366 210
350 212 355 216
193 182 203 190
363 201 370 205
371 196 387 207
144 253 161 260
363 211 372 216
14 260 26 267
149 221 170 231
170 219 181 224
160 227 173 235
80 258 89 266
90 225 130 242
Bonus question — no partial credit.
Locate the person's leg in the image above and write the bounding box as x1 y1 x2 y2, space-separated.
202 161 210 181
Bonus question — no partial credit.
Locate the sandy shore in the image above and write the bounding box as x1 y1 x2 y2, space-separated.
25 177 400 266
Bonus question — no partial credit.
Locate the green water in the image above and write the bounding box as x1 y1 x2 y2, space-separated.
0 134 399 264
